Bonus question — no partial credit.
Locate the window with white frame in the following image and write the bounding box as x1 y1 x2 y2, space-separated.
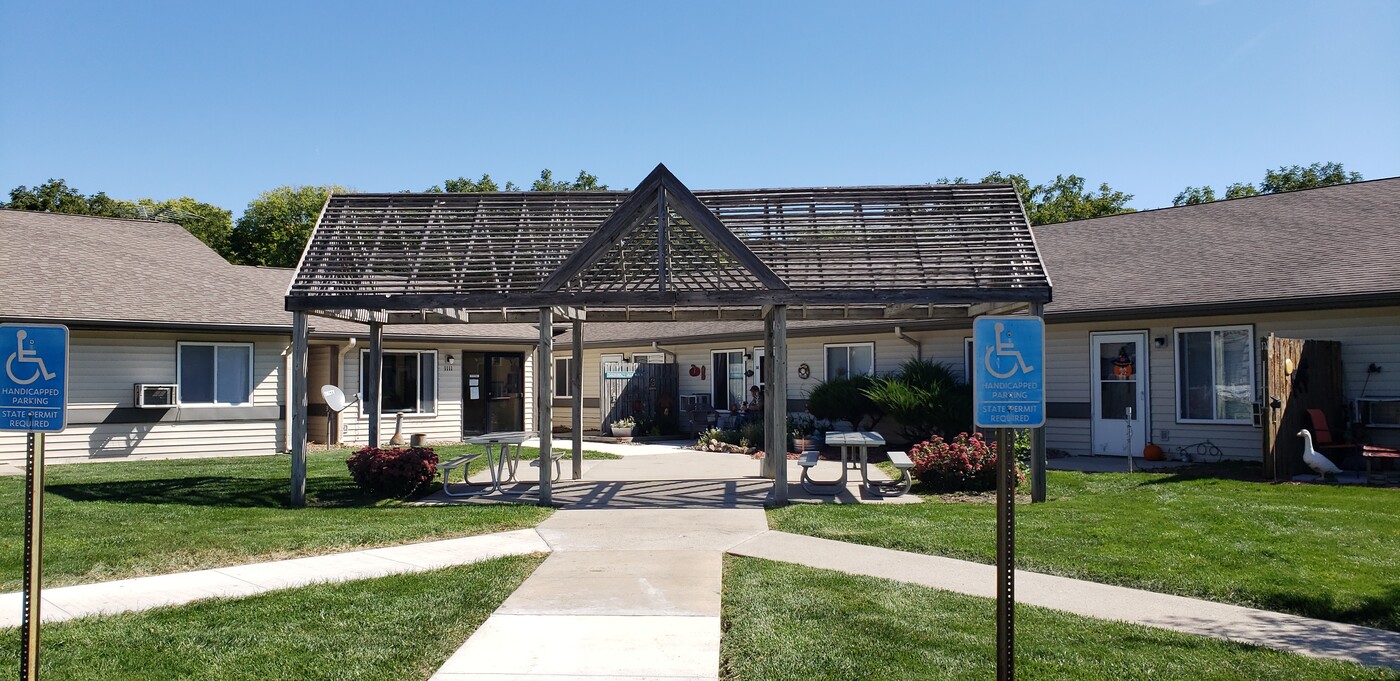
360 350 437 415
1175 326 1254 423
752 347 766 388
712 349 746 410
178 342 253 405
554 357 573 398
824 343 874 381
964 338 975 383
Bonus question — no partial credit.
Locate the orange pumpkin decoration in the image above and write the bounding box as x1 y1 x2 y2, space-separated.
1143 443 1166 461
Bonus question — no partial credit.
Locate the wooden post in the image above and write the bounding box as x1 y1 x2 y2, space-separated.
760 311 777 480
767 305 789 503
290 311 309 507
1029 301 1047 503
537 308 553 505
367 321 383 448
571 321 584 480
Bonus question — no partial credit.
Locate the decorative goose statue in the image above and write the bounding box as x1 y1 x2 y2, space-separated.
1297 428 1342 479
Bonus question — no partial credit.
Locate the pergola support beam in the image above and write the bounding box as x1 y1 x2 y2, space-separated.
290 311 309 506
762 305 789 504
536 308 554 506
366 321 384 447
1029 300 1047 503
571 321 584 480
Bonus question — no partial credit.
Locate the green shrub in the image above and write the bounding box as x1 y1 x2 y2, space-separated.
862 359 971 442
739 418 766 448
805 375 881 428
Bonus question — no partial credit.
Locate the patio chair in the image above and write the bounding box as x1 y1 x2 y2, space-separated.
1304 409 1358 459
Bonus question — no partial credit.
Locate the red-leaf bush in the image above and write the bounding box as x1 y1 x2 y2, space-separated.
907 432 1022 492
346 446 439 497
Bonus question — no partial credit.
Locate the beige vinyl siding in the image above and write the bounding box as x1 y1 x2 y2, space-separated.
553 304 1400 457
1038 305 1400 459
0 330 286 465
337 343 535 446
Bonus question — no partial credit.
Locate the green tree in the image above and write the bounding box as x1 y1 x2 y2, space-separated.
135 197 233 254
1260 162 1362 194
1172 162 1360 207
531 169 608 191
5 178 136 217
1172 186 1217 206
942 172 1134 225
426 173 518 193
229 185 346 268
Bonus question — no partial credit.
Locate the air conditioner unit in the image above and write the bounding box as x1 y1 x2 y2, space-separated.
134 384 177 408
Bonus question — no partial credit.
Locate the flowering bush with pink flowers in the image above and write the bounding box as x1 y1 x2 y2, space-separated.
907 432 1022 492
346 446 439 497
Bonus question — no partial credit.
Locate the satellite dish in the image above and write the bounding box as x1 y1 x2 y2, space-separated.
322 385 359 413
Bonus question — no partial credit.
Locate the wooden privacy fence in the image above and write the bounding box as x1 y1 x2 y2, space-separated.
1261 335 1345 480
601 362 679 435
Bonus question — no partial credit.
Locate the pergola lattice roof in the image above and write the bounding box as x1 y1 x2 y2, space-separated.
286 164 1051 323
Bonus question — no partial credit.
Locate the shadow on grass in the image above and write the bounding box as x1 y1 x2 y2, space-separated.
46 476 385 509
1256 583 1400 633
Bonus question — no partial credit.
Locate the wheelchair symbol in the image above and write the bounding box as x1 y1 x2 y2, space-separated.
983 322 1035 379
6 330 57 386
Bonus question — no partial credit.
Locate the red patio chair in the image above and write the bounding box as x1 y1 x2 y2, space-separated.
1305 408 1357 457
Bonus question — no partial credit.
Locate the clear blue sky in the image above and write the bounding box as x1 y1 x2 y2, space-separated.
2 1 1397 215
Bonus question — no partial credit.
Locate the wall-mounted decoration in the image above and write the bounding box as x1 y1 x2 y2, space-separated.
1112 346 1135 379
688 364 701 377
797 363 811 380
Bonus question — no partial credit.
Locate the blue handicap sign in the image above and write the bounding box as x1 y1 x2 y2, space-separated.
1 324 69 432
973 316 1045 428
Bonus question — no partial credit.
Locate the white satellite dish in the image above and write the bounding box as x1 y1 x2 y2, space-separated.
322 385 359 413
320 385 359 449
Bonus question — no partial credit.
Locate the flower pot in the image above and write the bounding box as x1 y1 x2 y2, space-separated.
612 426 634 439
793 437 817 452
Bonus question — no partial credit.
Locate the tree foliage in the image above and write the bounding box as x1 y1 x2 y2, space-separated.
940 172 1134 225
1173 162 1360 206
426 174 518 193
531 169 608 191
5 179 233 254
229 185 346 268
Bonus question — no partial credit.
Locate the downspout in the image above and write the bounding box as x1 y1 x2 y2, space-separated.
894 326 922 361
650 341 676 363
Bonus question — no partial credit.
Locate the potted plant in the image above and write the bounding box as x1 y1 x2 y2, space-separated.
610 416 636 440
788 412 819 452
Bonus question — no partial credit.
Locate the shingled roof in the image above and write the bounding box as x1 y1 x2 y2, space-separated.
1035 177 1400 320
286 164 1052 323
0 209 537 342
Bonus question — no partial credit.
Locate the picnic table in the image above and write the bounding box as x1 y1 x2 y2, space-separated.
442 431 560 497
799 431 913 497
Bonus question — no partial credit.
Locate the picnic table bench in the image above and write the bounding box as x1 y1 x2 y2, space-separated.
798 433 914 497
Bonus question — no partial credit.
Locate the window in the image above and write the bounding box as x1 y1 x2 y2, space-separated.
824 343 874 381
712 349 746 411
631 352 665 364
964 338 975 383
360 350 437 415
177 343 253 405
554 357 573 398
752 347 766 387
1175 326 1254 423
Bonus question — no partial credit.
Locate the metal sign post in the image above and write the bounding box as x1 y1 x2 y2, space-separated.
973 316 1045 681
2 323 70 681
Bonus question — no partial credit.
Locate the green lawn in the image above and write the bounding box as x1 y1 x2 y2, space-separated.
0 554 543 680
722 556 1397 681
0 445 616 590
769 469 1400 631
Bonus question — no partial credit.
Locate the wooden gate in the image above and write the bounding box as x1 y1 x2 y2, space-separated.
600 362 680 435
1261 335 1345 480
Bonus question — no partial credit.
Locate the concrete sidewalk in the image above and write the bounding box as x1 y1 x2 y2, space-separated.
729 530 1400 671
430 508 769 681
0 529 548 627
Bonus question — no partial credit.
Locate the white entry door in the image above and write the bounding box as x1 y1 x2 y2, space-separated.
1091 332 1148 456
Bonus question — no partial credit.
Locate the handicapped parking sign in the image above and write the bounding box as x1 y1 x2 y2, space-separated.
1 323 69 432
973 316 1045 428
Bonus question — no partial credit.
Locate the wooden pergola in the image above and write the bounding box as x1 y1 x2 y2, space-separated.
283 164 1052 506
